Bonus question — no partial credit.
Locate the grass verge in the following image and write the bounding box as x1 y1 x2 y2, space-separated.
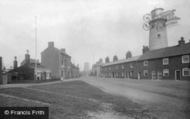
0 80 156 119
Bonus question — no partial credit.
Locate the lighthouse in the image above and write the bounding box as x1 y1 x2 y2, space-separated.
149 8 168 50
143 7 180 50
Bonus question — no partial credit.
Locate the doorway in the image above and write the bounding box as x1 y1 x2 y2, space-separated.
112 72 114 78
175 70 181 80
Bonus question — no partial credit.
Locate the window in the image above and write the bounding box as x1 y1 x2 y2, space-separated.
182 55 189 63
152 71 156 75
163 69 169 76
116 65 118 69
121 65 124 69
115 73 118 77
163 58 169 65
157 34 161 38
121 72 124 77
144 70 148 76
182 68 190 76
143 61 148 66
130 63 133 68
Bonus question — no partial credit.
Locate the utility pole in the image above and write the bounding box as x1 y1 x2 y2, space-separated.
35 16 37 82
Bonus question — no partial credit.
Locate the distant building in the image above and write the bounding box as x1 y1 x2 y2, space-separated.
41 42 80 79
84 62 90 72
7 51 51 83
92 58 103 77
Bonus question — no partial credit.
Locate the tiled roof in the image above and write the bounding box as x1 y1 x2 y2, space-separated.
138 43 190 61
21 59 39 66
102 56 141 67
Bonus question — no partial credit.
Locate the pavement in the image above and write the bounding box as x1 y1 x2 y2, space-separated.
80 76 190 119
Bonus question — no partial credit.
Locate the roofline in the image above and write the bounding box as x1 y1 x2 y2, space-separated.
138 53 190 61
102 56 141 67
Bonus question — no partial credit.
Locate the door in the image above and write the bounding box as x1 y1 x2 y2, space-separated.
125 72 128 78
112 72 114 78
175 70 181 80
157 71 162 80
152 71 156 80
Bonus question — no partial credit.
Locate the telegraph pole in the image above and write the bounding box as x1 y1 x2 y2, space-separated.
35 16 37 83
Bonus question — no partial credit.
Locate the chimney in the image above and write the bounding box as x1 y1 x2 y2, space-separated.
126 51 132 59
48 42 54 48
142 46 149 54
13 56 18 69
113 55 118 62
178 37 185 46
105 56 110 63
99 58 103 63
61 48 65 53
25 50 30 65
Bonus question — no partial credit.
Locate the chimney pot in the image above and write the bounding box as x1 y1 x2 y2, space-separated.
178 37 185 46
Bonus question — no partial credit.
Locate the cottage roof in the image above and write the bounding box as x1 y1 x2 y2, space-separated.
138 43 190 61
102 56 141 67
21 59 40 66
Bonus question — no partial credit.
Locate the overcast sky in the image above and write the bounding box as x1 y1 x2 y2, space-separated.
0 0 190 70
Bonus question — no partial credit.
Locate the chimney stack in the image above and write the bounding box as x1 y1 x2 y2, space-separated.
126 51 132 59
178 37 185 46
113 55 118 62
142 46 149 54
13 56 18 69
25 50 30 65
105 56 110 63
61 48 66 53
48 42 54 48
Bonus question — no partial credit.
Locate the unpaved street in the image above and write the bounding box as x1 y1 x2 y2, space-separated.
81 77 190 119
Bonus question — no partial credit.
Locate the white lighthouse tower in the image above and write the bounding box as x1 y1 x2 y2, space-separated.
149 8 168 50
143 7 180 50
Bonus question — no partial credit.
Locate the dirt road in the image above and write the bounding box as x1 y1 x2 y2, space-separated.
80 77 190 119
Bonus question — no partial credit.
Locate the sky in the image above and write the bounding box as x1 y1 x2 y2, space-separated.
0 0 190 71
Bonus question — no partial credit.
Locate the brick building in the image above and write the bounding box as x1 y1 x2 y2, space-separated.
41 42 80 79
101 38 190 80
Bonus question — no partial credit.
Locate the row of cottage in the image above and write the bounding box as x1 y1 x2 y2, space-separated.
100 37 190 80
0 42 80 84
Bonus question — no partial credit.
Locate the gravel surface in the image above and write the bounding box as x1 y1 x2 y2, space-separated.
81 77 190 119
